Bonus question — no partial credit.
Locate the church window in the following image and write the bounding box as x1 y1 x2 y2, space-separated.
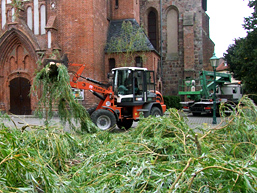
115 0 119 9
148 11 157 49
202 0 207 11
167 8 178 56
11 8 15 22
107 0 111 20
27 7 32 30
40 5 46 34
2 0 6 28
47 31 51 48
34 0 39 35
109 58 116 72
135 56 143 67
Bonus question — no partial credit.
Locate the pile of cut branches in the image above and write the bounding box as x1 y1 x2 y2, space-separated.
0 96 256 192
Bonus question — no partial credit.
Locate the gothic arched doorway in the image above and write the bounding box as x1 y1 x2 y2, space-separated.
9 77 31 115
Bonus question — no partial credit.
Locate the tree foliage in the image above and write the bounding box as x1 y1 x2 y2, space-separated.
106 20 151 67
244 0 257 30
32 56 97 133
224 0 257 93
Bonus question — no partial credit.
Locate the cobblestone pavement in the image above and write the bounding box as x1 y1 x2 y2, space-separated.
1 115 70 131
185 113 223 129
1 113 224 130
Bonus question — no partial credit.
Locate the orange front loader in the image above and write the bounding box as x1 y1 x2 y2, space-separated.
45 57 166 130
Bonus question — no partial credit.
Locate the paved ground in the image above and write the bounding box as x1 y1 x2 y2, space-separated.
1 115 71 131
1 113 224 130
185 113 223 128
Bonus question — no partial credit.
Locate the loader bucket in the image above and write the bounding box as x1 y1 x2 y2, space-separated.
40 54 69 80
42 54 69 67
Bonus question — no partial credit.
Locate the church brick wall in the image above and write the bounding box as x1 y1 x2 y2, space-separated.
0 0 214 114
140 0 214 95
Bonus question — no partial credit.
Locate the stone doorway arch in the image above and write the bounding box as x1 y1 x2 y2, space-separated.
9 77 31 115
0 28 39 115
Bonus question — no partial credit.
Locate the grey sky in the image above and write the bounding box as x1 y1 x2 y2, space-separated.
206 0 253 58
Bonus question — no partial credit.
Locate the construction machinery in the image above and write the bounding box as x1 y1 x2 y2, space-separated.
179 70 242 116
45 57 166 130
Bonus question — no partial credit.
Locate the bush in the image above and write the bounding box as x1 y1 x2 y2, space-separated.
249 94 257 105
163 95 182 109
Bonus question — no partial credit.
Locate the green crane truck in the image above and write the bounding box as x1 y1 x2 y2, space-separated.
179 71 242 116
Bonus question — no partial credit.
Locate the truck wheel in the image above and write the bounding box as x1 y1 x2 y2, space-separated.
150 107 162 117
117 119 133 130
91 109 116 130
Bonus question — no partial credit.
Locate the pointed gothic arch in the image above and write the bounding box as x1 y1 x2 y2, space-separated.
166 6 179 60
0 28 39 65
0 28 39 115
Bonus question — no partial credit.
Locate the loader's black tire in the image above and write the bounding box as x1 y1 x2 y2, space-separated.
150 107 162 117
117 119 133 130
91 109 116 130
87 105 97 115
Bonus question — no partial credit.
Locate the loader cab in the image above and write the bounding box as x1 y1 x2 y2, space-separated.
112 67 156 106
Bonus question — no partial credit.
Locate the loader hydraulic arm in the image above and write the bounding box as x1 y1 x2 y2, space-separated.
69 63 86 83
69 63 109 87
69 63 114 100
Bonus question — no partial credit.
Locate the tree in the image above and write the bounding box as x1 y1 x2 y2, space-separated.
105 20 152 67
244 0 257 31
224 0 257 93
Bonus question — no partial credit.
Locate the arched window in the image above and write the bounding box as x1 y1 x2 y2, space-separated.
148 11 157 49
2 0 6 28
34 0 39 35
40 5 46 34
7 10 11 22
115 0 119 9
167 8 178 58
135 56 143 67
11 8 15 22
107 0 111 19
27 7 32 30
108 58 115 72
47 31 51 48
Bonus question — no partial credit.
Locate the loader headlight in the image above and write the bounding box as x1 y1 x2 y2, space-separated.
106 101 111 107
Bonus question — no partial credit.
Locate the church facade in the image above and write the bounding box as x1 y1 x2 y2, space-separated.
0 0 214 115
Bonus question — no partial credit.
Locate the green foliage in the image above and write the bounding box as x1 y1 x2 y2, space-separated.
0 125 80 192
224 31 257 93
244 0 257 31
106 20 150 66
224 0 257 94
0 96 257 192
249 94 257 104
163 95 182 109
32 60 98 133
11 0 24 20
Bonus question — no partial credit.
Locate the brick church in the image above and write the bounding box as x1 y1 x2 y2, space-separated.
0 0 214 115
